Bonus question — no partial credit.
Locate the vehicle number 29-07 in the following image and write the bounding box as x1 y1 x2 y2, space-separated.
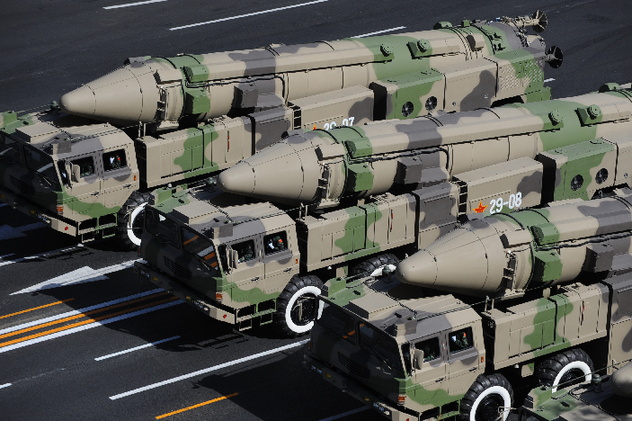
489 192 522 214
323 117 355 130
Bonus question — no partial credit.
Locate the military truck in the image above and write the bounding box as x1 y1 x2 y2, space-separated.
518 361 632 420
304 190 632 420
0 12 558 248
136 83 632 336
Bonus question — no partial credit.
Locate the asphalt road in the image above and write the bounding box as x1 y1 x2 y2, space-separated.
0 1 631 420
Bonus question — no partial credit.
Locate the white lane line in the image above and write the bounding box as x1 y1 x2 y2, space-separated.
0 288 164 335
109 339 309 400
319 407 370 421
0 300 182 354
170 0 328 31
545 78 555 83
0 383 11 390
95 336 180 361
0 244 83 268
0 222 46 240
353 26 406 38
11 260 138 295
104 0 167 9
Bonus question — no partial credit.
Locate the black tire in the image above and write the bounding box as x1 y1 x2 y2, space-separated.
459 373 513 421
116 191 152 250
535 348 594 392
351 253 399 277
274 275 323 337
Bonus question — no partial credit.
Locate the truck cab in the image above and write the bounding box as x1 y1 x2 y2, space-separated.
136 191 319 333
305 279 486 420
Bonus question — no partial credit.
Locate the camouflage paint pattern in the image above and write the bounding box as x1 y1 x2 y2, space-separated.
0 12 558 243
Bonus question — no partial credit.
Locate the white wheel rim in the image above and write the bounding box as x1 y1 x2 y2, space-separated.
284 285 321 334
552 361 592 392
470 385 511 421
126 202 147 246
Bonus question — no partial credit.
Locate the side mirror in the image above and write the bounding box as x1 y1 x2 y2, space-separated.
413 349 425 370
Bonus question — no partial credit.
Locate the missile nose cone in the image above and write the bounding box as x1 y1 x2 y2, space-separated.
396 250 438 286
218 161 256 196
398 219 508 296
60 85 96 117
611 361 632 398
60 65 160 124
218 133 327 205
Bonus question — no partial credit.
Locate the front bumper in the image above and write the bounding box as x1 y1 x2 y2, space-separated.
0 186 78 236
134 260 237 324
303 354 417 421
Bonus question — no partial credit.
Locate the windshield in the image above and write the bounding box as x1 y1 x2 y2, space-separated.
145 206 180 247
0 135 22 164
23 146 61 190
317 300 405 377
181 226 221 273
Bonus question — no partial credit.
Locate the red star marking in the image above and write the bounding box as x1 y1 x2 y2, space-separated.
474 201 488 213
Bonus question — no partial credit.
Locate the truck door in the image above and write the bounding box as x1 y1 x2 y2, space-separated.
445 326 482 396
100 148 137 208
411 336 447 405
64 154 102 218
262 230 299 292
225 237 265 291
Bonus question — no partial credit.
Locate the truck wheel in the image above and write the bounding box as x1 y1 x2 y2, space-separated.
275 275 323 337
351 253 399 277
535 348 593 392
117 191 152 249
459 373 513 421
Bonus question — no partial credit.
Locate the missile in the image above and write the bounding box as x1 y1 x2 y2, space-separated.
59 11 554 126
610 361 632 398
218 83 632 209
396 189 632 298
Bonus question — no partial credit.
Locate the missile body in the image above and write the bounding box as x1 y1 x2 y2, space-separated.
219 84 632 209
397 189 632 298
60 13 553 126
610 361 632 398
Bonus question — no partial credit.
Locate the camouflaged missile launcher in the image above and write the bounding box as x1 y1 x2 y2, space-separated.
138 83 632 336
305 192 632 420
0 12 558 246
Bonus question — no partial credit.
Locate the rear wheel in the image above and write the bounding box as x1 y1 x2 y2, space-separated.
117 191 152 249
275 275 323 337
459 373 513 421
535 348 593 392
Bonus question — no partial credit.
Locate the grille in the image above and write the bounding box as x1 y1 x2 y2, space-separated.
10 176 35 195
163 257 192 280
338 352 370 379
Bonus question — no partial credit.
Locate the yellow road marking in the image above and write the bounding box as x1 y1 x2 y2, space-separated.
0 298 75 320
155 393 239 419
0 295 177 348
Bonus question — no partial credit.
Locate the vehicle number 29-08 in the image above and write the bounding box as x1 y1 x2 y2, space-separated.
323 117 355 130
489 192 522 214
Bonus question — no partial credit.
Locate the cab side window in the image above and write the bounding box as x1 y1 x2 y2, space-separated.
73 157 95 177
448 327 474 354
103 149 127 171
264 231 287 255
416 337 440 362
234 240 255 263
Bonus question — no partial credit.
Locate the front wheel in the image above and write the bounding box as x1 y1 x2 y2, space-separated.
274 275 323 337
117 191 152 249
459 373 513 421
